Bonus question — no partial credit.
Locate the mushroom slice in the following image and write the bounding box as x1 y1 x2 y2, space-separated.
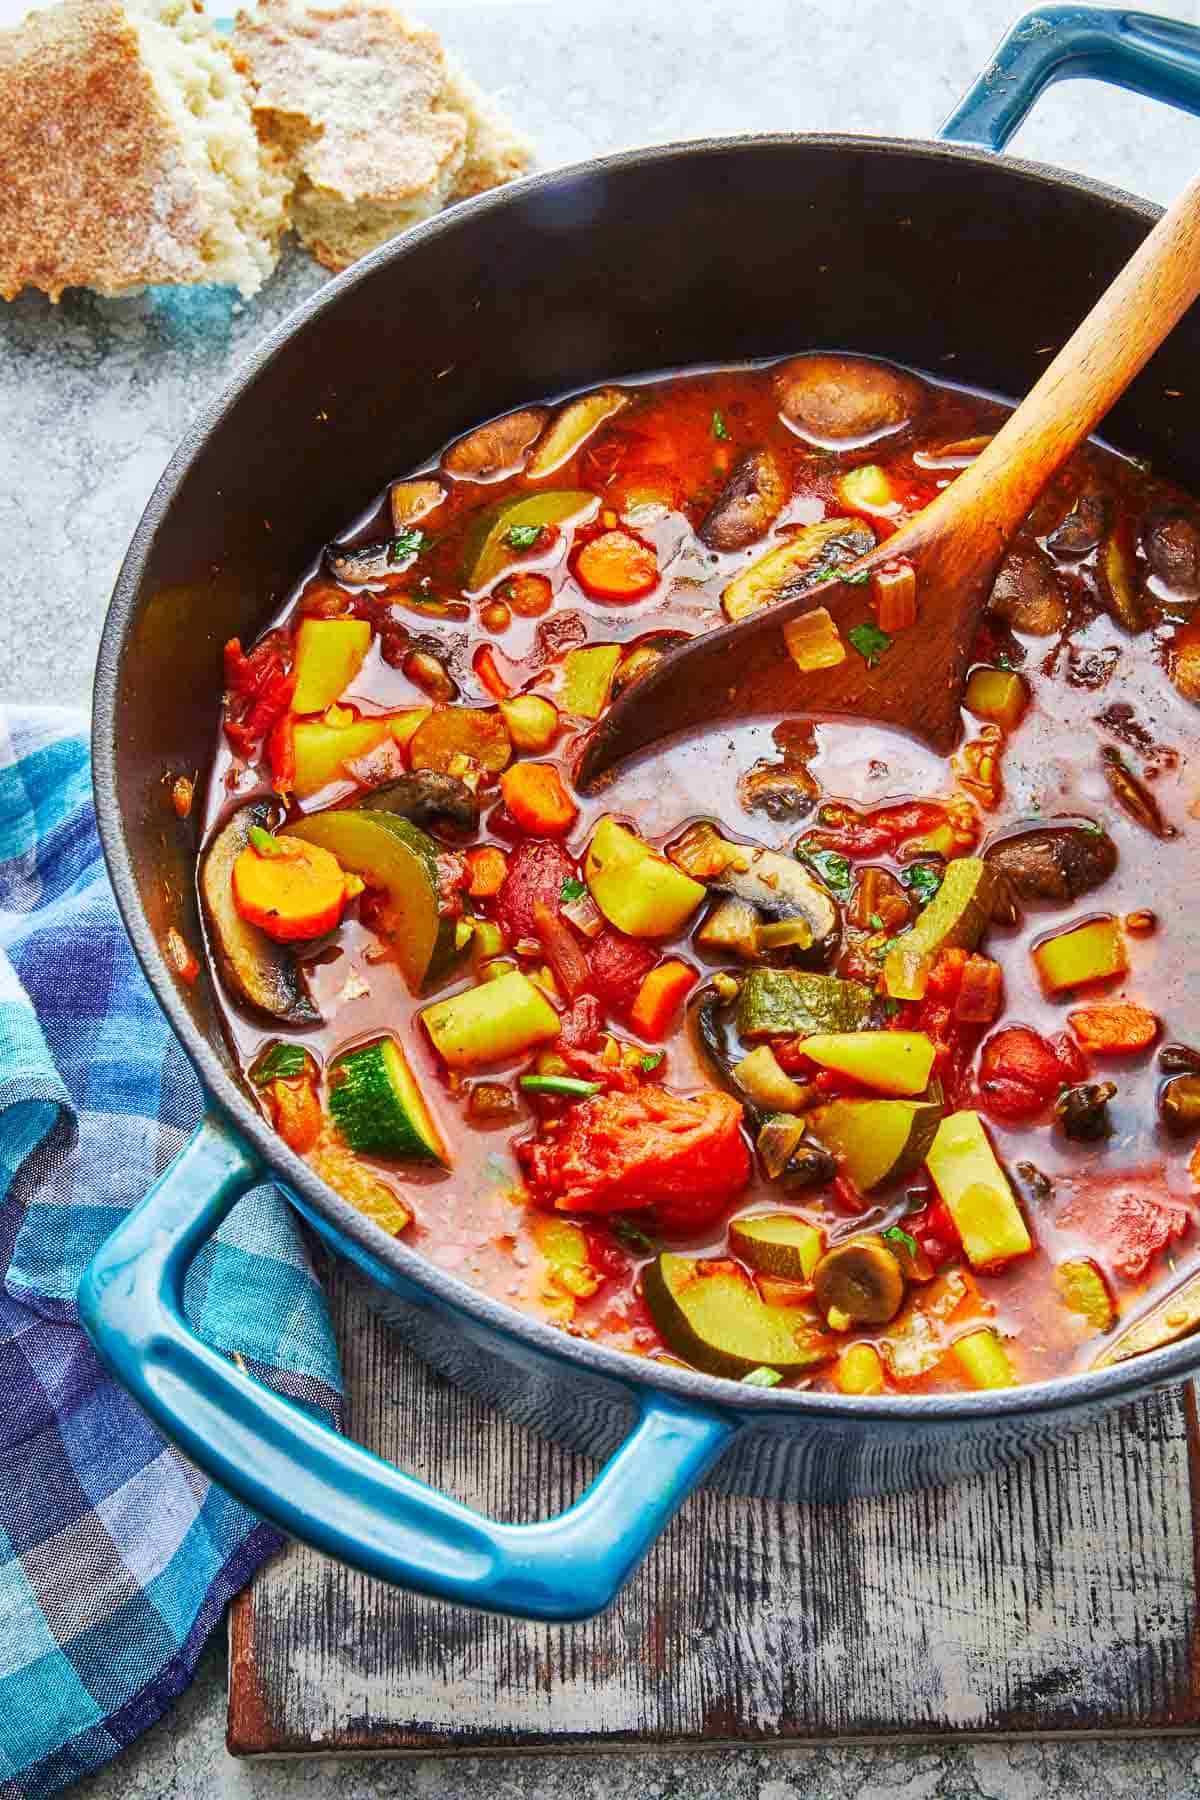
1096 522 1148 632
987 544 1068 636
442 408 548 482
672 825 840 965
199 801 320 1025
772 353 925 449
324 539 395 585
983 821 1117 904
813 1236 905 1325
1144 509 1200 601
359 771 480 833
722 516 875 623
699 449 788 551
1047 489 1108 555
1092 1268 1200 1367
390 478 445 531
526 389 630 479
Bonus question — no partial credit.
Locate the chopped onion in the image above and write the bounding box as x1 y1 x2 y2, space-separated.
782 606 846 672
561 888 605 938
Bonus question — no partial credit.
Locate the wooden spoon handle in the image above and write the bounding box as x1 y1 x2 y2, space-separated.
930 167 1200 541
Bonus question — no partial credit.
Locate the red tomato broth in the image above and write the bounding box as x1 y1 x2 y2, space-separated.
199 354 1200 1394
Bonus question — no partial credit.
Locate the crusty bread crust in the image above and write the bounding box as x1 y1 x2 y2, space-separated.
235 0 532 273
0 0 211 300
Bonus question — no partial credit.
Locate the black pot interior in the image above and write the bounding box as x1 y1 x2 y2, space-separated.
104 137 1189 1086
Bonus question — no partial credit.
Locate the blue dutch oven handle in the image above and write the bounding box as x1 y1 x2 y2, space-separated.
942 5 1200 149
78 1114 734 1621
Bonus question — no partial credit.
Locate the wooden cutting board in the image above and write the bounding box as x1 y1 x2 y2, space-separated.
228 1261 1200 1753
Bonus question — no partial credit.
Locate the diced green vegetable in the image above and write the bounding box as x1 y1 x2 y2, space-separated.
1032 915 1127 994
328 1037 448 1163
729 1214 824 1281
642 1253 835 1380
519 1074 603 1099
562 644 622 719
722 517 875 622
530 1215 601 1299
463 490 598 590
422 970 560 1070
286 809 451 990
733 1044 812 1113
926 1110 1032 1269
740 1366 782 1387
951 1328 1015 1389
798 1030 936 1097
250 1041 315 1085
807 1098 943 1192
884 858 998 1000
797 843 853 899
736 969 871 1040
585 817 705 938
291 618 372 715
292 716 391 798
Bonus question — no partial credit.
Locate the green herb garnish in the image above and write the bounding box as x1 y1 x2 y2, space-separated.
640 1050 665 1072
741 1366 783 1388
711 409 730 440
250 1041 312 1086
506 523 544 550
611 1216 660 1255
248 825 285 857
869 911 884 930
883 1225 919 1259
882 997 901 1017
519 1074 603 1100
389 527 430 562
559 876 586 903
900 862 943 906
843 566 872 586
797 843 853 900
847 621 893 668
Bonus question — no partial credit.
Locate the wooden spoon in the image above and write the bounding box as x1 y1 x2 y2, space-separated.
576 171 1200 792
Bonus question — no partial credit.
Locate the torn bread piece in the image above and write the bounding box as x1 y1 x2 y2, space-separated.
0 0 290 302
234 0 533 273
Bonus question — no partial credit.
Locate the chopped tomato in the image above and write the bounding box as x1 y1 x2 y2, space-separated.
1058 1168 1191 1279
494 839 578 942
1068 1002 1160 1055
909 1197 962 1268
518 1087 750 1231
978 1024 1082 1121
801 798 976 860
267 713 295 792
587 927 658 1015
222 632 295 758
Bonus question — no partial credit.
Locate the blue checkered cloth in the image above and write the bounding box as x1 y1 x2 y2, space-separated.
0 708 343 1798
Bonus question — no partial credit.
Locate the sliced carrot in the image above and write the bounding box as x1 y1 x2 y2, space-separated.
473 643 512 700
466 844 509 898
628 959 697 1040
500 762 578 836
232 834 350 942
269 1077 323 1153
572 529 658 602
1068 1001 1160 1054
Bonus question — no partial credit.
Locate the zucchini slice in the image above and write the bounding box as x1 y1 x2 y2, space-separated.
807 1098 944 1192
462 489 598 590
736 969 871 1040
328 1037 448 1163
199 801 319 1024
286 809 455 991
729 1215 824 1281
642 1253 835 1380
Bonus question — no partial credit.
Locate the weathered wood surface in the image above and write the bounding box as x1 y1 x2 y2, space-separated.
228 1263 1200 1754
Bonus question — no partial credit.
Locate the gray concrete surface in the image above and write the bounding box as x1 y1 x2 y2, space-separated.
5 0 1200 1791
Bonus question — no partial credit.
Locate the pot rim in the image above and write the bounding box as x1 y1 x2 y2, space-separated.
93 130 1188 1426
